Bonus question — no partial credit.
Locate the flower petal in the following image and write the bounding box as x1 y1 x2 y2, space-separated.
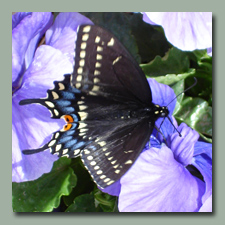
207 47 212 56
142 12 157 25
192 141 212 204
45 12 93 65
100 180 121 196
199 194 212 212
119 146 205 212
168 123 199 166
12 12 32 30
19 45 73 99
147 78 177 141
12 12 53 87
194 141 212 159
143 12 212 51
12 45 72 182
148 78 176 113
12 114 59 182
192 153 212 204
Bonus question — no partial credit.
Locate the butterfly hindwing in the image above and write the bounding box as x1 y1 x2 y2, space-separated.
20 73 150 163
20 75 88 157
20 75 80 119
81 118 153 188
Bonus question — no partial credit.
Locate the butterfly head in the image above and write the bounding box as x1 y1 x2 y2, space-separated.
143 104 169 118
154 105 169 118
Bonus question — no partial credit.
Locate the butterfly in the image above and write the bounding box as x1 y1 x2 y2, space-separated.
19 25 169 189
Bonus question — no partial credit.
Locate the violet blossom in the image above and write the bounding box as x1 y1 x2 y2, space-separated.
142 12 212 56
12 12 93 182
103 79 212 212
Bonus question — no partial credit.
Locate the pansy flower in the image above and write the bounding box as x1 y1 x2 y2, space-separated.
12 12 93 182
102 79 212 212
142 12 212 56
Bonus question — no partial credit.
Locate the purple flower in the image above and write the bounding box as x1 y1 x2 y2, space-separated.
103 79 212 212
12 12 93 182
142 12 212 56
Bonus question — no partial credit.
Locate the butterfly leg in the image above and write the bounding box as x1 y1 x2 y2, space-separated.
154 125 168 146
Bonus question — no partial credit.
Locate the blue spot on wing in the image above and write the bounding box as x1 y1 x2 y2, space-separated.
56 100 71 107
64 139 78 148
58 106 75 114
68 87 81 94
58 136 73 144
70 114 79 122
64 129 76 136
71 141 87 150
61 91 77 99
89 145 97 151
64 107 75 113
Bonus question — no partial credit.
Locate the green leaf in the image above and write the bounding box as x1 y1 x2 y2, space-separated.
128 13 170 63
65 194 96 212
151 69 195 86
198 56 212 73
185 56 212 105
93 187 118 212
12 157 77 212
63 157 94 206
141 47 190 76
187 49 208 62
170 79 185 115
174 96 212 142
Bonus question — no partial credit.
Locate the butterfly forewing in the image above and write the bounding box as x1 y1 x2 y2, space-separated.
72 25 152 104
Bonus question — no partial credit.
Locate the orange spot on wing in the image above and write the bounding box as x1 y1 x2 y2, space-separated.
63 123 72 131
63 115 74 123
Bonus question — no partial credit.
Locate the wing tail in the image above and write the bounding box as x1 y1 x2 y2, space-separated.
22 143 49 155
19 98 44 106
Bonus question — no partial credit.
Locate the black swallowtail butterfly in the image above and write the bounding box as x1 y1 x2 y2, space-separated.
20 25 169 188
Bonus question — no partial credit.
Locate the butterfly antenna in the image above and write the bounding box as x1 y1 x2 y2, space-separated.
166 77 197 107
162 77 197 138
